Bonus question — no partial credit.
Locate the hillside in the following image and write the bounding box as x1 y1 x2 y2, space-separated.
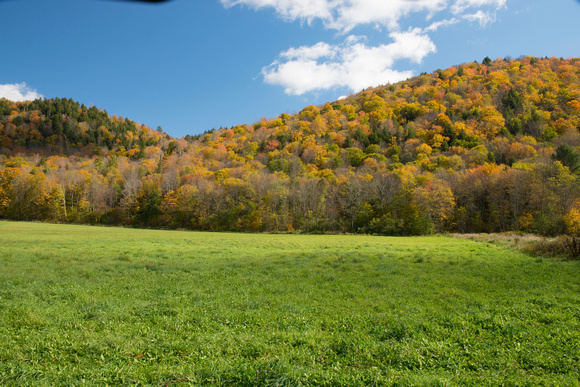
1 56 580 235
0 97 169 156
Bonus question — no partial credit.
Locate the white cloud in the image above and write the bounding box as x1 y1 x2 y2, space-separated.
0 83 43 102
223 0 507 95
451 0 506 14
424 18 460 32
262 30 436 95
329 0 448 32
463 10 497 26
220 0 333 23
221 0 507 31
281 41 337 61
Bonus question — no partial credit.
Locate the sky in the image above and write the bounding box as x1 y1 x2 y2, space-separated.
0 0 579 137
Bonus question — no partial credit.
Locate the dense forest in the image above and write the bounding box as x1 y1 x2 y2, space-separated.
1 56 580 235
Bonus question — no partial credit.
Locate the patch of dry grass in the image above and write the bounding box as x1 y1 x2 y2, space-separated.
449 232 579 259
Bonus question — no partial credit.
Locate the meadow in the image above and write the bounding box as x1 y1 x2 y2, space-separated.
0 221 579 386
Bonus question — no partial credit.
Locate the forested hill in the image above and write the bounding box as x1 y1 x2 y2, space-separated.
0 97 168 156
1 56 580 235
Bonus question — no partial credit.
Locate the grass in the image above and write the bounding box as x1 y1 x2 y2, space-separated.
0 221 579 386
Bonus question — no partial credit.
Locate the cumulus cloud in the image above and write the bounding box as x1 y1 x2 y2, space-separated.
0 83 43 102
223 0 507 95
262 30 436 95
329 0 447 32
221 0 507 31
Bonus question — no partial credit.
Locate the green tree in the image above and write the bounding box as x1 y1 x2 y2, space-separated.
502 88 522 111
553 144 580 173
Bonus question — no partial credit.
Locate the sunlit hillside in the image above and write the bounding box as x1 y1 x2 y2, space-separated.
1 56 579 235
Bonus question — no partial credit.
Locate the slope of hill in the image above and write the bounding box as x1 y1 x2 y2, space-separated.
1 56 580 235
0 97 168 156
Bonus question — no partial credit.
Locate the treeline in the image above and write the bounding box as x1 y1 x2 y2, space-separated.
0 154 578 235
1 56 580 235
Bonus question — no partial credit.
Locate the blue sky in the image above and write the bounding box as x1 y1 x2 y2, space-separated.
1 0 578 137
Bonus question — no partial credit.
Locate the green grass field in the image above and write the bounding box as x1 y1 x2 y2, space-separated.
0 221 579 386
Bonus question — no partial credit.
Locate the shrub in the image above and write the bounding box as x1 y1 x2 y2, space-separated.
523 236 580 260
564 236 580 259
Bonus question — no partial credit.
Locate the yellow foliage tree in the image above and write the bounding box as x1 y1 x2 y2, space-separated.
563 201 580 235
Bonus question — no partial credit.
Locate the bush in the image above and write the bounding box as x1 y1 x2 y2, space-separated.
523 236 580 260
368 214 399 235
564 236 580 259
523 237 568 258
